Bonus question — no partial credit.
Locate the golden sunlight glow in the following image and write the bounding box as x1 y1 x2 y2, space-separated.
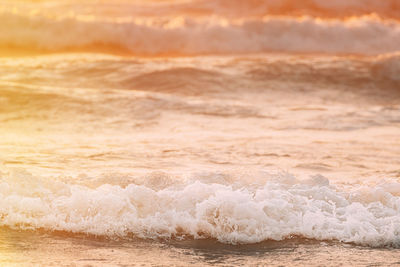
0 1 400 266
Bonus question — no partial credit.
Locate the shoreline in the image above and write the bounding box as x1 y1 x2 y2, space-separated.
0 227 398 266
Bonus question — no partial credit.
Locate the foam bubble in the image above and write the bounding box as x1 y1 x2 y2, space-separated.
0 168 399 247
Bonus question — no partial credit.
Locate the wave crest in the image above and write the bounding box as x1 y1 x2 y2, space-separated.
5 0 400 20
1 12 400 55
1 168 399 247
174 0 400 20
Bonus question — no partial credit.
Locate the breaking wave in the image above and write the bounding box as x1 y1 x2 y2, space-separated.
5 0 400 20
162 0 400 20
1 168 399 247
1 11 400 56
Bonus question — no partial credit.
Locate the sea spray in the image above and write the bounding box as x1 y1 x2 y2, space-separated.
1 168 399 247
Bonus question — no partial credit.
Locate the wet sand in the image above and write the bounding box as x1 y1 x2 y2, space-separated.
1 228 399 266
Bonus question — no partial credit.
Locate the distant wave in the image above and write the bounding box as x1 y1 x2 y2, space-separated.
373 53 400 82
0 168 399 247
5 0 400 20
172 0 400 20
2 52 399 93
1 11 400 56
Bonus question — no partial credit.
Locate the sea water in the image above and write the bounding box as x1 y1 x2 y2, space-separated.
0 1 400 266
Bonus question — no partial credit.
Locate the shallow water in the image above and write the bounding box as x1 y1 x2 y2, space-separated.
1 229 400 266
1 53 399 265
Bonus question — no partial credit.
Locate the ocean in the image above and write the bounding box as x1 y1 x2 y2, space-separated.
0 0 400 266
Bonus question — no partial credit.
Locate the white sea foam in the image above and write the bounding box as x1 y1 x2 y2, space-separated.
1 11 400 55
0 169 399 247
